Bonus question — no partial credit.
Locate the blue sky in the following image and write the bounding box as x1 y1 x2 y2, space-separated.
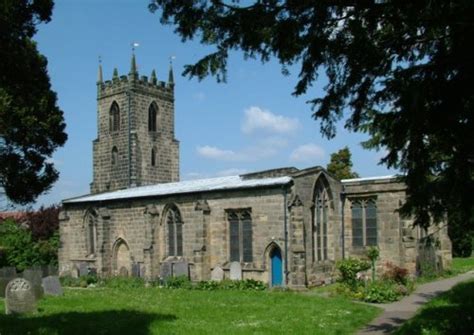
30 0 397 207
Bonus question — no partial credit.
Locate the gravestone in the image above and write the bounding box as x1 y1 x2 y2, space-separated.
22 268 44 299
229 262 242 280
119 267 129 277
41 276 63 296
5 278 37 315
131 263 140 277
173 261 189 278
79 263 89 277
0 267 17 298
211 266 224 282
71 265 80 278
160 262 172 281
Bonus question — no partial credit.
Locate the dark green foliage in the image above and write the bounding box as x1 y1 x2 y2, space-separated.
366 246 380 282
449 211 473 257
149 1 474 233
326 147 359 180
0 218 59 271
164 275 192 289
0 206 60 271
362 281 403 303
0 0 67 204
336 258 371 287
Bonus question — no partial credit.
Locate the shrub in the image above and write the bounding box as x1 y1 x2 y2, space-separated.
362 281 403 303
195 280 220 291
366 246 380 281
164 275 192 289
337 258 371 287
383 262 409 285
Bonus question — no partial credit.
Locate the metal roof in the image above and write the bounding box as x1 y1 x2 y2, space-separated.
63 175 292 204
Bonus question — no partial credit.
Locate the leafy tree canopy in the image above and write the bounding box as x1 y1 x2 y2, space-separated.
327 147 359 180
150 1 474 230
0 0 67 204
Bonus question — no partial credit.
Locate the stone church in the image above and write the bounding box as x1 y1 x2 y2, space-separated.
58 56 451 288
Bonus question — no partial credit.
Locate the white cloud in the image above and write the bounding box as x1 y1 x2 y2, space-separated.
193 92 206 101
290 143 325 163
215 168 248 176
241 106 299 135
196 145 239 161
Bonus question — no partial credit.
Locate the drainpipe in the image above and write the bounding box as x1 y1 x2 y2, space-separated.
341 185 346 260
126 90 132 187
283 186 289 286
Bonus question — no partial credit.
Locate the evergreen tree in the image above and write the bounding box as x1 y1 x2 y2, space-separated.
149 1 474 231
0 0 67 204
327 147 359 180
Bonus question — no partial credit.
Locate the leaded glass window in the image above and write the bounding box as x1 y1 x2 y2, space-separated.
227 209 253 263
148 102 158 132
351 199 377 247
166 205 183 256
314 181 329 261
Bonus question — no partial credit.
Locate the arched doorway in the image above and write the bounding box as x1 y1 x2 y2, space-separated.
113 239 131 276
270 246 283 287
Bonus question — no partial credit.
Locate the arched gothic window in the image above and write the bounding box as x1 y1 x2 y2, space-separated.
166 205 183 256
151 147 157 167
109 101 120 132
314 179 329 262
148 102 158 132
84 211 97 256
228 209 253 263
111 146 118 166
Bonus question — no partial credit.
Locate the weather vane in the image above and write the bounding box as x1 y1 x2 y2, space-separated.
131 42 140 53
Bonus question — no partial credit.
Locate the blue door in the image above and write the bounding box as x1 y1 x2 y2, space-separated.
270 247 283 286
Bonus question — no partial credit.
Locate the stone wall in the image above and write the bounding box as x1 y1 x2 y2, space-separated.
91 71 179 194
59 187 287 283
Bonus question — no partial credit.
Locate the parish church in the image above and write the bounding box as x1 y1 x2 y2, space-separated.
58 55 451 288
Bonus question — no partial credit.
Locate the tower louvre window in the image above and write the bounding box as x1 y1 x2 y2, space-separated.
151 147 157 167
148 102 158 132
109 101 120 132
111 146 118 165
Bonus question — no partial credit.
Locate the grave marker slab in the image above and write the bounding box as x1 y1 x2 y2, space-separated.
22 268 44 299
5 278 37 315
160 262 172 281
79 263 89 277
41 276 63 296
131 263 140 277
229 262 242 280
173 261 189 278
211 266 224 281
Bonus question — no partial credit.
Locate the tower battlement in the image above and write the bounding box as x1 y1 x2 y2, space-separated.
91 54 179 194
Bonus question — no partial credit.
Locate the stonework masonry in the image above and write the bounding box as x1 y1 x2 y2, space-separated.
60 55 451 288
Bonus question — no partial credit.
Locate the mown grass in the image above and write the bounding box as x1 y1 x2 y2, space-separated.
0 287 380 335
450 256 474 275
395 279 474 335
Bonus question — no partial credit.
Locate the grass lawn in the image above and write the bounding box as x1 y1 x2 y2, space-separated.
450 256 474 275
395 279 474 335
0 287 380 335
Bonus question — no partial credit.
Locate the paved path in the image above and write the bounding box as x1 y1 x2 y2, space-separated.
357 271 474 334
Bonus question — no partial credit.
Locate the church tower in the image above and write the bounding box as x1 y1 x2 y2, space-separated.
90 55 179 194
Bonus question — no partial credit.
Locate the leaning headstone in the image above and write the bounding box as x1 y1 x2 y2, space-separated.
160 262 172 281
173 261 189 278
5 278 37 315
0 267 17 298
79 263 89 277
229 262 242 280
119 267 129 277
22 268 44 299
41 276 63 296
131 263 140 277
211 266 224 282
